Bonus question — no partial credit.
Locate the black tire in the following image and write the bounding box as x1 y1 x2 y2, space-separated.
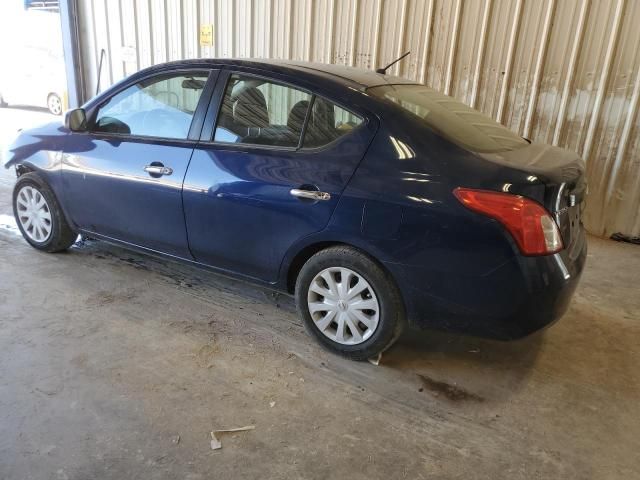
12 172 77 252
295 246 405 360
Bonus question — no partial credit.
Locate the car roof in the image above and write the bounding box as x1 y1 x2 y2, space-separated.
273 60 417 88
153 58 418 90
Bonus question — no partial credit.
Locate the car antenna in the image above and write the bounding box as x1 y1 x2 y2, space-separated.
375 51 411 74
96 49 106 95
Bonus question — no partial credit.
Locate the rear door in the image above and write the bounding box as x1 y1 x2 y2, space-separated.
183 70 377 282
61 69 216 258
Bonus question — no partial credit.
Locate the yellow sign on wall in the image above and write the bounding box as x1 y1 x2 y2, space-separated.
200 25 213 47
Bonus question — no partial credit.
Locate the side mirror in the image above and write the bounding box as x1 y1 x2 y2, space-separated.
65 108 87 132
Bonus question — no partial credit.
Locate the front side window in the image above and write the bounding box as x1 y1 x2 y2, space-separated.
92 72 209 139
214 74 311 148
367 84 528 153
303 98 363 148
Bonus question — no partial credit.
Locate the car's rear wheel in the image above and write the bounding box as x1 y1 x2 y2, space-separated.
47 93 62 115
13 173 76 252
295 246 405 360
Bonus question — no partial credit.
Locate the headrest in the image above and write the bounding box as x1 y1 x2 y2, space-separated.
287 100 310 133
233 87 269 128
311 98 335 129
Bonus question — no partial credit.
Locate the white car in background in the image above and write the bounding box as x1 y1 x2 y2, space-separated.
0 45 67 115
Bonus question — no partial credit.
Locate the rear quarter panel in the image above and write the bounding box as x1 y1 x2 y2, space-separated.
322 111 532 329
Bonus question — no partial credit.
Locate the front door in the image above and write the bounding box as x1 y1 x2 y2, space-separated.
61 69 215 258
183 71 377 281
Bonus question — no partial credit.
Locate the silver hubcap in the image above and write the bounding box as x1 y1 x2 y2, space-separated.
16 185 52 243
48 95 62 114
307 267 380 345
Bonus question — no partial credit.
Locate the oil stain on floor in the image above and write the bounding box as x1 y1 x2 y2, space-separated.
417 373 484 402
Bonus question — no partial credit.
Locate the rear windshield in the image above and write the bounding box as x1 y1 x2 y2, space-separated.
368 84 528 153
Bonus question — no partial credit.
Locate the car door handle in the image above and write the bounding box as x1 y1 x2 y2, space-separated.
290 189 331 201
144 165 173 176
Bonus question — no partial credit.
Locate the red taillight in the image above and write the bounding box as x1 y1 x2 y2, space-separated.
453 187 563 256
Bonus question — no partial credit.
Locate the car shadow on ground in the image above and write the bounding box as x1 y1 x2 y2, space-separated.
392 326 544 371
381 326 544 402
60 236 545 407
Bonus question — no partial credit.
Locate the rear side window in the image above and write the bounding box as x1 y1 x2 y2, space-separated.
92 72 209 139
214 74 312 148
368 84 527 153
302 98 363 148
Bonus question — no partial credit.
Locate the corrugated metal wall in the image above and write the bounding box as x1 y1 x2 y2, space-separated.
76 0 640 238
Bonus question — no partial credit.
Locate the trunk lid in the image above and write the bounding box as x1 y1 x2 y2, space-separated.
478 143 586 254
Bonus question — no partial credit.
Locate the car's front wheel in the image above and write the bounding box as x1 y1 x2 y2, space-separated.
13 173 77 252
295 246 405 360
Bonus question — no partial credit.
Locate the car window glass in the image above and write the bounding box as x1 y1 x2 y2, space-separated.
92 73 209 139
367 84 527 153
302 98 363 148
213 74 311 148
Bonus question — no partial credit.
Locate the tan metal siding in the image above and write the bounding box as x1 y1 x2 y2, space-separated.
76 0 640 238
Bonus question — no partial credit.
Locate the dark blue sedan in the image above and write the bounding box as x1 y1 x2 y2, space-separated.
4 59 587 359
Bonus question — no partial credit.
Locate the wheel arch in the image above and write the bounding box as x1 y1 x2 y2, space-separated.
13 169 78 233
12 171 78 251
15 163 36 176
285 241 342 293
283 239 405 311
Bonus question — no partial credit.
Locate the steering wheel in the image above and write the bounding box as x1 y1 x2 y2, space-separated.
154 90 180 108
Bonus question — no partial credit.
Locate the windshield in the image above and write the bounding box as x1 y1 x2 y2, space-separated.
368 84 528 153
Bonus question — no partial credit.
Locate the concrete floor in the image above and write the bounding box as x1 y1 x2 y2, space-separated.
0 108 639 479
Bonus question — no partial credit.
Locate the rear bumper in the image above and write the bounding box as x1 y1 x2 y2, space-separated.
386 231 587 340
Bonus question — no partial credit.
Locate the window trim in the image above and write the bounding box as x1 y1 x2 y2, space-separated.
297 95 315 150
83 68 217 144
298 96 366 151
209 71 314 150
199 69 369 153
